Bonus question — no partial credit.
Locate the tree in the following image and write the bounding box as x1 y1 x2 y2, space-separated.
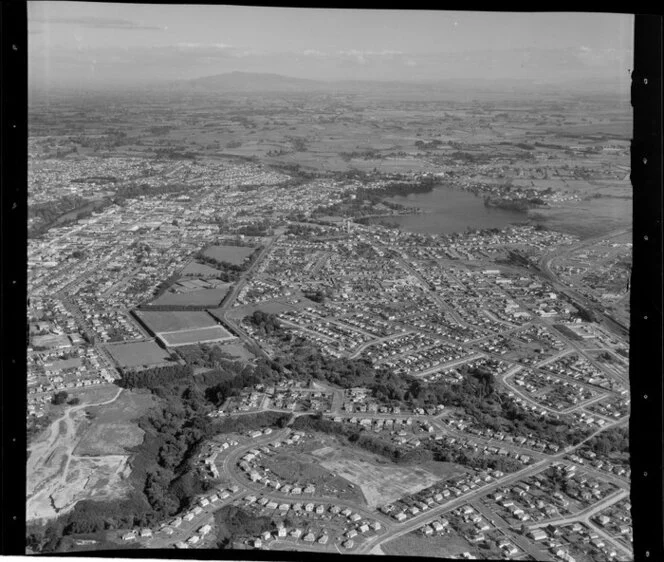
52 391 69 405
67 397 80 406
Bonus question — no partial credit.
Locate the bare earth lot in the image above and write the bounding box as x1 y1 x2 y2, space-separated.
26 387 157 521
318 447 442 507
203 245 256 265
105 340 172 368
135 310 217 333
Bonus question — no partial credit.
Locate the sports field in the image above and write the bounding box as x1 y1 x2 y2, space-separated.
151 286 230 307
135 310 217 334
158 325 234 347
203 245 256 265
180 260 223 277
105 340 172 368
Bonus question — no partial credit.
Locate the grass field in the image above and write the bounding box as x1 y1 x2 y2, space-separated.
105 340 172 368
215 342 255 362
381 530 482 559
135 310 218 333
159 325 234 346
74 390 155 456
151 287 230 307
180 260 223 277
203 245 256 265
319 447 441 507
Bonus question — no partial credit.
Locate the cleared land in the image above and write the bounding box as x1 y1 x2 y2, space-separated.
151 286 230 307
74 390 156 456
215 342 256 362
135 310 217 333
203 245 256 265
319 448 441 507
105 340 172 368
159 325 234 347
381 530 482 559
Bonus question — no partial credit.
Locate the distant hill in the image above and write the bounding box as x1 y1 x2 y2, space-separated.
183 71 326 92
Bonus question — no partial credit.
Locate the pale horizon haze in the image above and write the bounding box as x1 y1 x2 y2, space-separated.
29 3 634 93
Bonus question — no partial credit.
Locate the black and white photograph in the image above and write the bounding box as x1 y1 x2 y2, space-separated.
8 3 657 560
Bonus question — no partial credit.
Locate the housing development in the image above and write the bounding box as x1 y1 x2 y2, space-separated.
25 7 633 562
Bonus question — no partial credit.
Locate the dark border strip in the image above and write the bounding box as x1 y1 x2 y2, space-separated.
630 13 664 562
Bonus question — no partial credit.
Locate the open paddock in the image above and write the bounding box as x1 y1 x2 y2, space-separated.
159 325 235 347
134 310 218 334
105 340 172 368
382 529 484 559
202 245 256 265
151 286 230 307
74 423 146 456
180 260 224 277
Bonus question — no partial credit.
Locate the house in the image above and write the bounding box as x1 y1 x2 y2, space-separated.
198 524 212 536
529 529 548 541
121 532 136 541
346 529 358 539
318 534 329 544
140 528 152 538
303 532 316 542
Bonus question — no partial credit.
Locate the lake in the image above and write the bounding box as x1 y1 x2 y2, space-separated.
382 186 529 235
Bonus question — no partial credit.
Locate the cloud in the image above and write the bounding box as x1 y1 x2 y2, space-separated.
176 42 233 50
31 16 166 31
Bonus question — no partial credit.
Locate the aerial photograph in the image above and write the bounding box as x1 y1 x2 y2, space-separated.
25 4 633 560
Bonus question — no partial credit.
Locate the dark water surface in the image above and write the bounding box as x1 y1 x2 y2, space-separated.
383 186 528 234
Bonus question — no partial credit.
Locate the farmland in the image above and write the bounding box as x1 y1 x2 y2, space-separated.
202 245 257 265
158 325 235 347
105 340 172 368
134 310 218 334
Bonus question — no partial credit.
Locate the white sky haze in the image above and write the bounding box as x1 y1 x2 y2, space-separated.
28 3 634 90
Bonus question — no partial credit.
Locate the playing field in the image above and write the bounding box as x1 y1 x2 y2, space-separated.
321 454 441 507
135 310 217 334
203 245 256 265
180 260 223 277
151 286 230 307
105 340 172 368
158 325 234 347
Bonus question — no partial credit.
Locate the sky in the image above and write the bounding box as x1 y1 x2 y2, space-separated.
28 3 634 91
